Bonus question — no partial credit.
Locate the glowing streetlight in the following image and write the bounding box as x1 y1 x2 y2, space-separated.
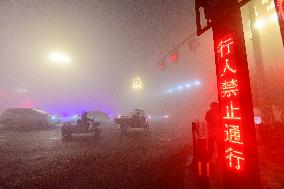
195 81 201 85
255 19 265 30
49 51 71 65
132 77 143 89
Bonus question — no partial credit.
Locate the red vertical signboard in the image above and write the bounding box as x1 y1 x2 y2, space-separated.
216 35 245 171
275 0 284 46
212 6 260 189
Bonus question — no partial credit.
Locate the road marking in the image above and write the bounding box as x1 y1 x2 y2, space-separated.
49 137 60 140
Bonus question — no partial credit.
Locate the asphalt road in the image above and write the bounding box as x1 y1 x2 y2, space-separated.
0 122 193 189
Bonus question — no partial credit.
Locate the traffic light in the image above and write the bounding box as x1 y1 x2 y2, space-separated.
170 52 178 64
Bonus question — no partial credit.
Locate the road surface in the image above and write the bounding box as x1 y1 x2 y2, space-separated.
0 122 193 189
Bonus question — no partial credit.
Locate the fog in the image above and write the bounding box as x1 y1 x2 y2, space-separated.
0 0 282 123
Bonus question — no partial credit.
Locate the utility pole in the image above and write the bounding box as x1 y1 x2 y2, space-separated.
195 0 260 188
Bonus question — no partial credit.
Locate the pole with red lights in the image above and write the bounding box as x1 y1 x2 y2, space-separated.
196 0 260 188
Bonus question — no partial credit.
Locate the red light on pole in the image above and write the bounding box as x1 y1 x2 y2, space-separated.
170 52 178 63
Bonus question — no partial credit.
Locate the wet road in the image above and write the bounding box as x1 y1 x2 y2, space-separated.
0 123 192 189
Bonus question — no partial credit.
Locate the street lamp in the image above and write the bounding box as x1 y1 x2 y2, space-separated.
49 51 71 65
255 19 265 30
132 77 143 90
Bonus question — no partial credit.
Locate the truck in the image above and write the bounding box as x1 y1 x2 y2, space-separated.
114 109 149 134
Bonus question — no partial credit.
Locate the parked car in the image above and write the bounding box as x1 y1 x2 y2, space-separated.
0 108 55 130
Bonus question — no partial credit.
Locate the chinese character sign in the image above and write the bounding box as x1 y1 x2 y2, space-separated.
275 0 284 45
216 35 245 171
211 5 260 188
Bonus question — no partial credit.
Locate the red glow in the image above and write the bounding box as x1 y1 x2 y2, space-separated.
170 53 178 63
215 35 245 171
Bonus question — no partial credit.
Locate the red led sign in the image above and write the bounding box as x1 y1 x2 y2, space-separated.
215 35 245 171
195 0 260 187
212 7 260 188
275 0 284 45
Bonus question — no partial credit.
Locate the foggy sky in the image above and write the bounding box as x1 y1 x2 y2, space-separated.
0 0 217 119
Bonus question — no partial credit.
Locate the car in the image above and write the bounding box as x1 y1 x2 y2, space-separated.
114 109 149 134
0 108 55 130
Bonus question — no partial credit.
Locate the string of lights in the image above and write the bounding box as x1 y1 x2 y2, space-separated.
167 80 201 94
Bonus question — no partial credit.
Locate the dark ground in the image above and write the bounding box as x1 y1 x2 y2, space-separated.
257 123 284 189
0 122 283 189
0 122 192 189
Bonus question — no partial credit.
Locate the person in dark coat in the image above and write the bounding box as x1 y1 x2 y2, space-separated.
205 102 222 161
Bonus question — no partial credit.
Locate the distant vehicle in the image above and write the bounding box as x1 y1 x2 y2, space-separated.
0 108 55 130
61 112 101 139
114 109 149 134
87 111 111 123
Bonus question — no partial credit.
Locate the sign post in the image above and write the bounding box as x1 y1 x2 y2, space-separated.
213 7 260 189
195 0 260 188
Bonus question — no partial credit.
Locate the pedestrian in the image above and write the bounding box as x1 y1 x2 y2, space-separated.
205 102 222 161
